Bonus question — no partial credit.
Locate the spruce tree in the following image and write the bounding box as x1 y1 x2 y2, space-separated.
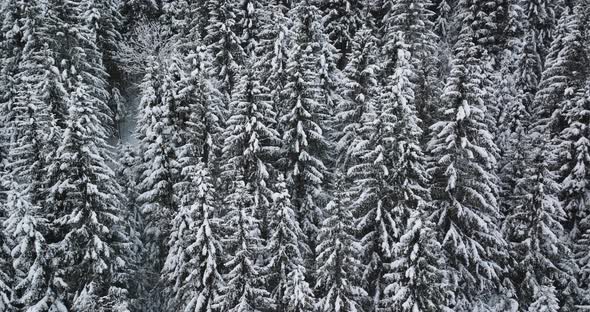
0 200 12 311
0 3 64 309
571 84 590 306
279 0 331 277
334 25 380 169
205 0 245 99
162 162 223 312
318 0 366 68
264 174 314 312
165 46 227 171
433 0 454 42
525 0 559 62
536 7 589 232
33 19 69 135
527 286 560 312
534 7 587 139
4 182 67 312
315 180 366 312
380 211 450 312
346 77 396 312
494 9 538 232
504 147 577 311
255 2 291 122
221 56 280 240
284 267 314 312
289 0 342 117
7 54 50 206
161 0 208 53
236 0 267 54
558 85 590 237
0 0 27 179
82 0 123 78
426 25 507 310
135 56 179 311
373 40 450 312
115 144 145 311
349 36 444 311
82 0 126 137
159 46 225 312
46 79 130 310
67 0 113 129
215 179 271 312
456 0 511 61
120 0 161 32
382 0 440 139
457 2 504 130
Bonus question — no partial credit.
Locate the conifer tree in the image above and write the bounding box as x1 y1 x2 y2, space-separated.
535 7 589 235
0 0 28 174
264 174 314 312
534 7 587 139
433 0 454 42
558 85 590 237
160 0 189 37
7 64 49 205
215 179 271 312
135 56 179 311
188 0 211 41
205 0 245 99
65 0 113 126
120 0 161 32
347 85 392 310
496 20 542 217
374 40 449 312
161 54 191 150
255 2 291 121
349 37 436 311
17 0 109 151
0 203 12 311
504 147 578 311
318 0 366 68
115 144 145 311
284 269 314 312
570 85 590 306
432 0 455 98
334 25 380 168
236 0 267 55
380 210 450 312
426 25 507 310
315 180 366 312
0 3 65 309
177 47 226 166
46 78 130 310
279 0 331 275
290 0 343 117
222 56 280 240
83 0 123 77
161 0 209 53
525 0 559 62
38 1 134 309
382 0 440 136
456 0 511 61
4 182 67 312
83 0 126 137
162 162 223 312
382 0 437 72
33 25 69 135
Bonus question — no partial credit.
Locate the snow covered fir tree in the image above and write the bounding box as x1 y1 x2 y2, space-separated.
1 0 590 311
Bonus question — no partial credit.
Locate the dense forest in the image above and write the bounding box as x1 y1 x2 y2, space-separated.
0 0 589 311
